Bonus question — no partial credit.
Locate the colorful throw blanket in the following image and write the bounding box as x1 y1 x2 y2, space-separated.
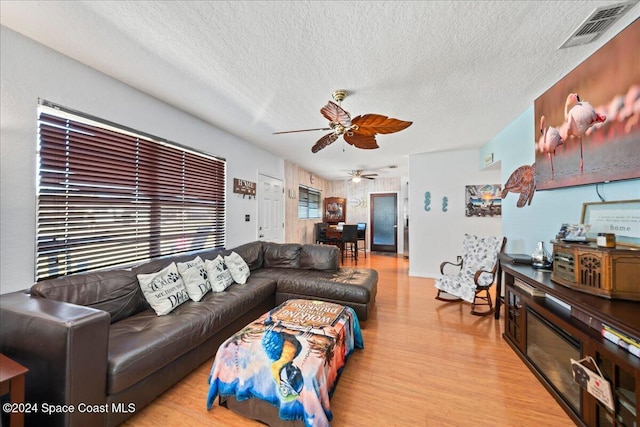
207 299 364 427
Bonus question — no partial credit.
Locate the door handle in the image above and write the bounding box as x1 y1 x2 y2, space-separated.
393 225 398 228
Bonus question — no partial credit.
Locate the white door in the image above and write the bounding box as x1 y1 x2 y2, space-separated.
257 174 285 242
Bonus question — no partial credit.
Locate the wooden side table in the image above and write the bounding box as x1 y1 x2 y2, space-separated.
1 353 29 427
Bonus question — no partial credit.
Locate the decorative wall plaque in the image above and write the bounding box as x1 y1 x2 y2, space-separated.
233 178 256 199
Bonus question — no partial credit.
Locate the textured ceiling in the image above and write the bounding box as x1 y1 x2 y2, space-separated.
1 1 639 180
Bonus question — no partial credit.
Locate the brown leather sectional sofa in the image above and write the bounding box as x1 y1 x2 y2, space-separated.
0 241 377 427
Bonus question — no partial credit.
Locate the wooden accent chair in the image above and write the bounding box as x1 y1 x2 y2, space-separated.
435 234 507 316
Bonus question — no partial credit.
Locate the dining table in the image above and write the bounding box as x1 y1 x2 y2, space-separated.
325 225 343 240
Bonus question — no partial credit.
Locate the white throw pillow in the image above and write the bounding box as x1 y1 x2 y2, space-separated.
176 256 212 302
204 255 234 292
224 251 250 285
137 263 190 315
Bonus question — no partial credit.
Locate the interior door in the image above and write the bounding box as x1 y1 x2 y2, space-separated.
257 174 284 243
370 193 398 253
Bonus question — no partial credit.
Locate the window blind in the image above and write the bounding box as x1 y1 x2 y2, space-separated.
36 104 226 280
298 186 321 219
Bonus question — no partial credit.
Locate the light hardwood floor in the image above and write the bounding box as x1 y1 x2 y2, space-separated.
123 253 575 427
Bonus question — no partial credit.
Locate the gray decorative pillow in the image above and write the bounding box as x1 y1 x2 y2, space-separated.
224 251 250 285
204 255 234 292
176 256 212 302
137 263 190 315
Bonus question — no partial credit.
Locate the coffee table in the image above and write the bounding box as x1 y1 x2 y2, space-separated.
207 299 363 427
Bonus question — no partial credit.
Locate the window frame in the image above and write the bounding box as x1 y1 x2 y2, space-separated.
35 100 226 281
298 185 321 220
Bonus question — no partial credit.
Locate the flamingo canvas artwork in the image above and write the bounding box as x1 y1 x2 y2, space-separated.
533 19 640 191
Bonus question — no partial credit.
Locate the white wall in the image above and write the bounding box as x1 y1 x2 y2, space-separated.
0 27 284 294
408 149 502 277
482 106 640 255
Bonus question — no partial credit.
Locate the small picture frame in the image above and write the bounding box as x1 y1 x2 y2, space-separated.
556 223 591 241
581 200 640 247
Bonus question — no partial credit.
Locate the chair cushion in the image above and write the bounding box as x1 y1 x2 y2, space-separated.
262 242 301 268
461 234 502 280
232 241 264 270
298 244 339 271
30 268 146 324
435 274 477 303
106 276 277 394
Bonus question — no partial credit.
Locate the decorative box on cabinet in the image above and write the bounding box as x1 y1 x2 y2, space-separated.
552 241 640 301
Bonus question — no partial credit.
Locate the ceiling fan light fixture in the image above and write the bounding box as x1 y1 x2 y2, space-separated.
332 90 348 103
352 176 362 183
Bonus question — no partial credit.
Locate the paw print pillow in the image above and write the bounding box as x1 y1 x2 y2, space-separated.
204 255 234 292
137 262 190 315
176 256 212 302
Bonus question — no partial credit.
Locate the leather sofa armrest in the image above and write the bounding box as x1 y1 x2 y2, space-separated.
0 291 110 427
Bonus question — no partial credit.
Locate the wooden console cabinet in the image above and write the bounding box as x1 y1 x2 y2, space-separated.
552 240 640 301
502 264 640 427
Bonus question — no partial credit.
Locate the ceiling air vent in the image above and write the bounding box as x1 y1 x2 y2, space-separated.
559 1 638 49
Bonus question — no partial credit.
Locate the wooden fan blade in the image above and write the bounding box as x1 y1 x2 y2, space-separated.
363 176 376 180
343 132 379 150
351 114 412 136
273 127 331 134
320 101 352 126
362 174 378 178
311 132 339 153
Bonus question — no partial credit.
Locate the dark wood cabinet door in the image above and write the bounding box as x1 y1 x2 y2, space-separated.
505 285 526 352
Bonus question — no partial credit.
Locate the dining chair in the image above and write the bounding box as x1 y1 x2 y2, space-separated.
314 223 334 245
356 223 367 258
340 224 359 263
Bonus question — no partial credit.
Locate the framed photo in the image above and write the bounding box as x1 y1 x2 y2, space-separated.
581 199 640 247
465 184 502 217
534 20 640 190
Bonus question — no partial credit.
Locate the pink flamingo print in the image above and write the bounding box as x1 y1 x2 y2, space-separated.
537 115 563 177
563 93 606 173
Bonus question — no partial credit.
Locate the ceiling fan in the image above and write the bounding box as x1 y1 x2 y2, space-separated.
348 170 377 183
273 90 412 153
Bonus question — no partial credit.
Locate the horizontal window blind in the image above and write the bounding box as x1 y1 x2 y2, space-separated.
36 104 226 280
298 186 321 219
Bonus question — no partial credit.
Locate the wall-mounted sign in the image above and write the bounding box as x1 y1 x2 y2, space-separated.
483 153 494 168
233 178 256 199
